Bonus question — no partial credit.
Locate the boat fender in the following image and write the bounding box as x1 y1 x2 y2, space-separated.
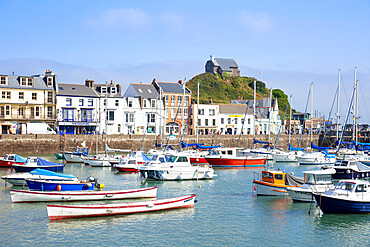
57 185 61 191
346 170 350 174
84 183 93 188
146 202 154 208
97 183 105 190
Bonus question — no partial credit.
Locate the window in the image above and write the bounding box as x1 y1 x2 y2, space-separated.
227 150 233 155
62 108 74 121
106 110 115 121
47 92 53 103
248 118 251 124
171 108 175 118
47 106 53 118
177 108 181 115
165 95 169 105
125 113 134 123
199 109 204 115
128 99 133 107
147 113 155 123
0 76 7 85
178 96 182 106
143 99 147 108
79 99 84 106
35 106 40 117
221 118 224 124
147 89 152 93
205 119 208 126
19 107 24 116
88 99 93 106
31 107 34 117
104 99 106 106
228 118 231 124
47 77 53 87
115 100 119 106
28 78 33 86
184 108 188 116
184 96 189 106
32 93 37 100
66 98 72 106
21 77 27 86
171 95 175 106
2 91 10 99
198 119 201 126
138 88 143 93
111 87 116 94
118 124 121 133
151 99 156 108
213 119 216 126
5 105 11 115
209 109 215 116
241 119 244 124
275 174 283 180
235 118 238 124
165 108 169 117
81 109 93 122
101 87 107 94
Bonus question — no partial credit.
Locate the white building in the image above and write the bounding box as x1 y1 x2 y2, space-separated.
218 104 255 135
56 83 99 134
87 80 125 135
191 104 219 135
123 83 164 135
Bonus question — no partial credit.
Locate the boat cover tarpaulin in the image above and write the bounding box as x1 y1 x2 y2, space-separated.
37 158 63 167
289 143 304 151
196 144 221 149
311 142 331 150
285 174 304 186
254 139 269 145
181 141 204 148
14 155 26 163
30 168 75 178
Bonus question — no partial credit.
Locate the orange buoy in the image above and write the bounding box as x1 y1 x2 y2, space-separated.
57 185 61 191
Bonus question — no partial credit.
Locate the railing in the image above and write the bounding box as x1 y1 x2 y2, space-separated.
0 113 57 120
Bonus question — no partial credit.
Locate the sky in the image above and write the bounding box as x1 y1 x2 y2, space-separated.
1 0 370 122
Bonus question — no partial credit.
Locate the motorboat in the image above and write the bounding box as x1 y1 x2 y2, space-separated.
12 157 64 172
47 194 197 220
296 151 336 166
253 169 304 196
83 154 120 167
286 168 336 202
249 148 274 161
325 160 370 180
26 176 100 191
0 154 26 167
139 155 215 180
313 179 370 214
272 150 300 163
205 147 266 168
63 147 89 163
1 168 77 186
113 151 151 172
10 186 158 203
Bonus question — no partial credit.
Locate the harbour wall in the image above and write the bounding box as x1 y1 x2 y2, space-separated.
0 134 319 155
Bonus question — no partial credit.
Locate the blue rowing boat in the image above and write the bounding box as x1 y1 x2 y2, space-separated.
26 177 98 191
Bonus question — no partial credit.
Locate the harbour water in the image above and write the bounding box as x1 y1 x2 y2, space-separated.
0 155 369 246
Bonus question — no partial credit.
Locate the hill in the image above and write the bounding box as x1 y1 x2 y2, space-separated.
186 73 293 116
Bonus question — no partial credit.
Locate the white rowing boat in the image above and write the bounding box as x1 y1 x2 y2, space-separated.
47 194 197 220
11 187 158 203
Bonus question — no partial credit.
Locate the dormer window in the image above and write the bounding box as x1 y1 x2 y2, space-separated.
138 88 143 93
0 76 7 85
101 87 107 94
20 77 33 87
111 87 116 94
47 77 53 87
147 89 152 93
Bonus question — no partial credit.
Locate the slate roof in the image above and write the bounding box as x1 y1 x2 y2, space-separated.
94 83 123 98
57 83 99 97
130 83 159 99
219 104 253 115
0 74 55 90
212 58 238 72
157 82 191 94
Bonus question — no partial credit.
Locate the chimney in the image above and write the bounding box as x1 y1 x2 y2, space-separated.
152 77 157 83
116 84 121 93
85 79 95 88
110 80 114 85
45 70 54 75
210 55 214 61
178 79 183 84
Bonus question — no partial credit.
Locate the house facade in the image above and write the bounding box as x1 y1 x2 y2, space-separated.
152 78 192 135
56 82 99 134
205 55 240 77
123 83 164 135
191 104 219 135
0 70 57 134
87 80 124 135
218 104 254 135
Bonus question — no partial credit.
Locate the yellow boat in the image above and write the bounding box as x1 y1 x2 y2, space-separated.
253 170 304 196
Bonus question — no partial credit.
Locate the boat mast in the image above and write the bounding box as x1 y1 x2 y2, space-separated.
355 79 359 146
104 81 108 157
182 79 186 136
268 88 272 146
310 82 313 147
336 69 340 141
352 67 357 142
253 80 256 149
289 94 292 146
196 82 199 143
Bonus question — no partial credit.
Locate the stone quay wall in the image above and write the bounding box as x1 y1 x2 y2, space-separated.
0 134 319 155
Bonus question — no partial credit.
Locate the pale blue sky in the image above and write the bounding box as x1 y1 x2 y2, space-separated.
1 0 370 122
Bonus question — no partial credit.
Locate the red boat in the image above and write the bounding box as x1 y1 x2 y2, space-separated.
0 154 26 167
205 147 266 168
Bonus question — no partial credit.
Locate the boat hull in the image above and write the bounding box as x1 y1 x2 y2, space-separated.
26 180 95 191
313 193 370 214
63 152 85 163
114 166 138 172
10 187 158 203
85 159 111 167
274 153 297 163
54 153 65 159
332 168 370 180
47 194 196 220
140 167 215 180
286 187 315 202
12 164 64 173
253 180 292 196
189 157 209 165
205 157 265 168
0 160 23 167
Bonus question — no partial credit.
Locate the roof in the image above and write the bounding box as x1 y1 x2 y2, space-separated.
94 83 123 98
156 81 191 94
219 104 253 115
130 83 159 99
0 74 55 90
211 58 238 72
57 83 99 97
